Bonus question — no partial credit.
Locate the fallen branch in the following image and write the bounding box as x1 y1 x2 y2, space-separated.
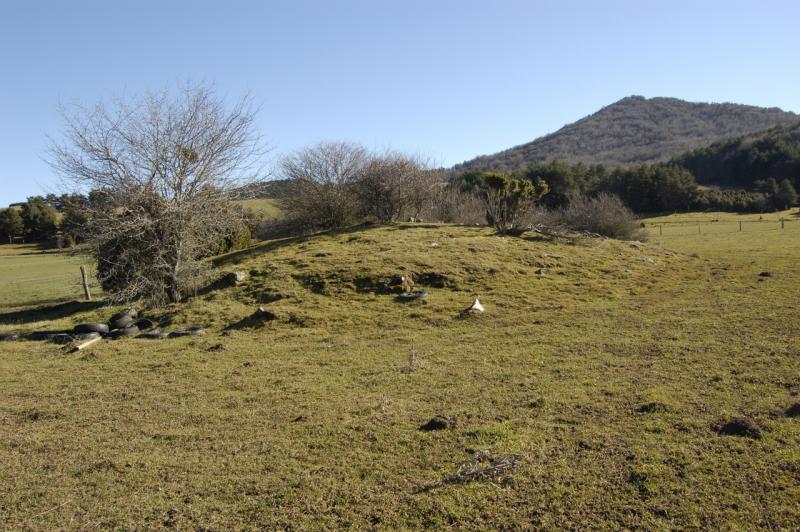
69 336 102 352
415 454 521 493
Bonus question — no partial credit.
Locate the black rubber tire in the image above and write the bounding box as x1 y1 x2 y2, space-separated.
138 330 168 340
108 325 139 339
134 319 155 331
109 314 135 330
168 327 205 338
29 331 69 341
110 308 138 322
49 333 74 344
74 323 110 335
73 332 101 341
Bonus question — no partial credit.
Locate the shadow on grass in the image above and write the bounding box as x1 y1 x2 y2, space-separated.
213 222 454 267
0 300 106 325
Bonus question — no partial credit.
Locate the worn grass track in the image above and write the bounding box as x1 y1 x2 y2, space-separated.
0 221 798 529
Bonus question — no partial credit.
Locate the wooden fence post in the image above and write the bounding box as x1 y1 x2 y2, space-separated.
80 265 91 301
659 224 663 236
781 217 785 229
739 221 742 232
698 224 701 234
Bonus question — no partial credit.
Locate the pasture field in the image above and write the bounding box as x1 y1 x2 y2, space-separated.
235 198 282 219
0 244 100 310
0 215 799 529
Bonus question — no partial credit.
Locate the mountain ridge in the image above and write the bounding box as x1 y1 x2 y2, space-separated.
455 96 799 172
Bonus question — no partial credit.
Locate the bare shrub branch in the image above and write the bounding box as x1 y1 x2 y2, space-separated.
48 82 267 304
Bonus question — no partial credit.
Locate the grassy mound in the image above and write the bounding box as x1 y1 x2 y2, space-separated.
1 223 798 529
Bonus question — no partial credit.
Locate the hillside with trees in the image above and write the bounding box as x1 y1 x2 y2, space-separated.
673 121 800 189
456 96 798 172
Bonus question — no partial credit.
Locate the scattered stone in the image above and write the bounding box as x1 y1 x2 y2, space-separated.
223 271 248 286
462 298 484 315
419 415 456 431
786 403 800 417
641 257 656 264
0 333 20 341
758 271 772 277
716 417 762 439
537 268 550 276
206 343 226 352
292 415 309 422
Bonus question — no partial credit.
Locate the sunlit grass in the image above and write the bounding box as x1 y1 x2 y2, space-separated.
0 219 798 528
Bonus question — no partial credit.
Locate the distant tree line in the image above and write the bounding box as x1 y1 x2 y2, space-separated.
0 191 254 257
456 158 798 215
675 126 800 189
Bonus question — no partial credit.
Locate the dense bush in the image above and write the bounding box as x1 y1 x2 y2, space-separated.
0 208 24 243
279 142 367 231
548 193 646 240
598 164 699 212
356 153 439 223
20 197 58 242
477 171 549 234
424 183 486 225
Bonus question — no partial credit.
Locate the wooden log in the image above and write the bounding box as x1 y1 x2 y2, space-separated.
71 335 102 352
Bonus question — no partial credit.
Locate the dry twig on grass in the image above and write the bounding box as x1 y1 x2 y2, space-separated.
416 454 521 493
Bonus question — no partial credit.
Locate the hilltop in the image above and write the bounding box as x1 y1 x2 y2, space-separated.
456 96 799 171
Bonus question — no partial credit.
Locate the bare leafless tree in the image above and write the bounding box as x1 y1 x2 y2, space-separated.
357 152 440 223
48 82 266 304
279 141 368 230
426 182 487 225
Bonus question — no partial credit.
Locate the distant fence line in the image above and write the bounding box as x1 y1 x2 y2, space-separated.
645 217 797 236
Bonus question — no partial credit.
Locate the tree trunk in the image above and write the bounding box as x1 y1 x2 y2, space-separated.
167 239 183 303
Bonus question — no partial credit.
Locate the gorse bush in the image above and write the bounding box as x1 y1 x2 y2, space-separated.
478 171 549 234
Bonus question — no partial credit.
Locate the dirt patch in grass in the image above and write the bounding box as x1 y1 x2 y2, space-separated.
419 415 456 431
785 403 800 417
715 417 763 439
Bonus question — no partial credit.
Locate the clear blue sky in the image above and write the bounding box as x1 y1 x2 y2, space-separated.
1 0 799 205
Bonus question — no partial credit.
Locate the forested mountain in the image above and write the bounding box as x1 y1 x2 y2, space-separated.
674 121 800 189
456 96 798 171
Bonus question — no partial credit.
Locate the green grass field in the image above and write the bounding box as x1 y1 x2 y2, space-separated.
0 245 101 310
0 215 798 528
235 198 282 219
